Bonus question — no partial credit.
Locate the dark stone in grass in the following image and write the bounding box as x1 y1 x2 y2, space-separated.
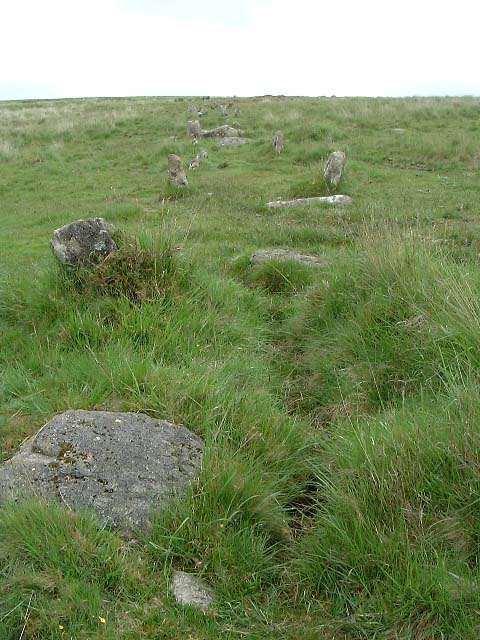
0 410 203 531
251 249 326 266
172 571 214 610
51 217 117 265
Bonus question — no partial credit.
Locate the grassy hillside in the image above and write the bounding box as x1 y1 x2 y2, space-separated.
1 95 480 639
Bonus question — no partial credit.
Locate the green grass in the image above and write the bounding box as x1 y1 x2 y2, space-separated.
1 95 480 638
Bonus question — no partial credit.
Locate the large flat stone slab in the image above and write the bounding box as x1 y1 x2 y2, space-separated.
202 124 243 138
251 249 326 266
217 137 250 147
266 195 352 208
0 411 203 531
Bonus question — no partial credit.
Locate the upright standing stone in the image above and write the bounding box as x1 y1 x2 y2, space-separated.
324 151 346 190
172 571 214 610
272 131 284 154
168 154 188 187
266 195 352 208
187 120 202 140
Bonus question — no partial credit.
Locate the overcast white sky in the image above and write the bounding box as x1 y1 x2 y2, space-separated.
1 0 479 101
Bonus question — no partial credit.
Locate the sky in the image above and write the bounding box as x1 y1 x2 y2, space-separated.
1 0 479 101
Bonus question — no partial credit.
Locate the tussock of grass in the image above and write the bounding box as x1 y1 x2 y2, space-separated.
280 234 480 421
60 232 179 302
294 389 480 637
0 500 141 639
242 259 315 294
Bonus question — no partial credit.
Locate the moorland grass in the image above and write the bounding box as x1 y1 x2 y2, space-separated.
1 95 480 638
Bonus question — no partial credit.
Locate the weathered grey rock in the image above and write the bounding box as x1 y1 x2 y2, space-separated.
187 120 202 139
251 249 326 266
187 104 198 113
272 130 284 154
266 195 352 208
202 124 243 138
217 137 250 147
172 571 214 611
168 154 188 187
324 151 346 190
0 410 203 531
188 150 208 170
189 155 200 170
51 217 117 266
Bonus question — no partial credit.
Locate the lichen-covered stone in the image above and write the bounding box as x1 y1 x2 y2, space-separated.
51 217 117 265
187 120 202 138
251 249 326 266
324 151 346 190
202 124 243 138
172 571 214 610
0 411 203 531
168 154 188 187
188 150 208 170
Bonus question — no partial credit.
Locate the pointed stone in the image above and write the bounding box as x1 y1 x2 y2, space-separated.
272 130 284 154
324 151 346 190
168 154 188 187
187 120 202 139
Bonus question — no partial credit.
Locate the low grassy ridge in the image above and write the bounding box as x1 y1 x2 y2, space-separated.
1 95 480 638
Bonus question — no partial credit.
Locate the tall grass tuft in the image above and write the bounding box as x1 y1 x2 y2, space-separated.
59 232 180 303
294 387 480 637
280 232 480 422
